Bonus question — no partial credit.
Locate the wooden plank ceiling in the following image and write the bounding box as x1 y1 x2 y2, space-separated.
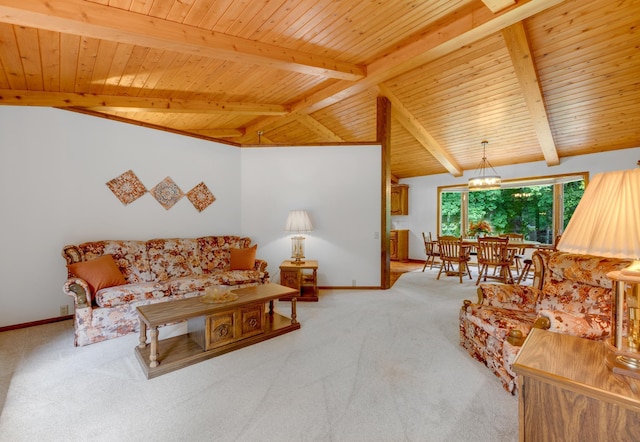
0 0 638 179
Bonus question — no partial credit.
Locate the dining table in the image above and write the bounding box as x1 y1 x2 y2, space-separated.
461 238 542 249
462 238 543 282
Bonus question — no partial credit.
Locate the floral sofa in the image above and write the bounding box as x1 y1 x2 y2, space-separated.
459 249 631 393
62 236 269 346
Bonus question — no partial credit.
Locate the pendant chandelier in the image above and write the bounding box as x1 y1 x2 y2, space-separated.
468 140 501 191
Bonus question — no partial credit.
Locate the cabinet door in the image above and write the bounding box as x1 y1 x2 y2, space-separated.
391 185 408 215
206 311 237 349
390 231 398 260
280 269 301 291
240 305 264 338
396 230 409 261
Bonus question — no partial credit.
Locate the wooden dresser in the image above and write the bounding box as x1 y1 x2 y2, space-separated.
513 329 640 441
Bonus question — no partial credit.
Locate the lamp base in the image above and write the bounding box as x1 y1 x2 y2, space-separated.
604 344 640 380
290 235 306 265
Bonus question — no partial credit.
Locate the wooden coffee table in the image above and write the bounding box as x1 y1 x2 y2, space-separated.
135 283 300 379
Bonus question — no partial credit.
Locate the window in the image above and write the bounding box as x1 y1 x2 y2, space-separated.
438 173 587 244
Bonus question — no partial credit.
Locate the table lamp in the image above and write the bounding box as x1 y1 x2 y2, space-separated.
556 168 640 377
284 210 313 264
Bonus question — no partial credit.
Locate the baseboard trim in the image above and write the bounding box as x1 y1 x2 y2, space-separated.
318 286 382 290
0 315 73 332
392 258 425 264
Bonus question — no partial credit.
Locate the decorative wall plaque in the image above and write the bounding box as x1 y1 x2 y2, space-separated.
187 182 216 212
107 170 215 212
150 176 184 210
106 170 147 205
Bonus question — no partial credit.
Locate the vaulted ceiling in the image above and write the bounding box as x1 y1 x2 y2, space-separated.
0 0 638 179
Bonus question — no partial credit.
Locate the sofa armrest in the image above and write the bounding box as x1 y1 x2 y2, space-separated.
63 278 92 309
505 314 554 346
506 329 526 347
254 259 268 273
535 309 610 340
477 283 541 311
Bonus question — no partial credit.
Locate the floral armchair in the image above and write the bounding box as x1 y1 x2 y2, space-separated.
459 249 631 393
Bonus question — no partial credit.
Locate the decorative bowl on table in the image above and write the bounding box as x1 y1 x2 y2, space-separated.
200 285 238 304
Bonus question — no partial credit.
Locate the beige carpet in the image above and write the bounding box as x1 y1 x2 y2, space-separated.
0 269 517 441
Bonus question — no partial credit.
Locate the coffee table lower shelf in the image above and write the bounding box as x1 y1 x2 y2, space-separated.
135 312 299 379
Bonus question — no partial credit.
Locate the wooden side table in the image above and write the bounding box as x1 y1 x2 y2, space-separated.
513 329 640 441
279 260 318 302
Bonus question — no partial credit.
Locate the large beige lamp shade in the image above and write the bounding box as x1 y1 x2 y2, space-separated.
557 169 640 266
284 210 313 264
557 168 640 377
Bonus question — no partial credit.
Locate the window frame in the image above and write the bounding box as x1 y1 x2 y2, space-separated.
436 172 589 244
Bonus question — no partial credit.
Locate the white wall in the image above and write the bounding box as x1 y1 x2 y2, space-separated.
0 107 244 326
0 108 381 327
241 145 382 287
396 148 640 260
2 105 636 326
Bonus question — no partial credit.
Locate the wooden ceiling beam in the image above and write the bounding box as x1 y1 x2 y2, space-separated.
249 0 566 135
0 89 290 115
0 0 365 81
379 84 463 177
481 0 517 13
242 114 302 143
306 0 565 114
292 114 345 142
187 129 245 138
256 135 274 145
502 22 560 166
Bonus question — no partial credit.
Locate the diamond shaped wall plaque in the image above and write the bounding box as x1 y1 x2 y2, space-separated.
150 176 184 210
106 170 147 205
187 182 216 212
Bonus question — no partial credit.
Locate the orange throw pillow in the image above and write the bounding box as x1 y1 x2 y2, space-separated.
67 254 127 294
230 245 257 270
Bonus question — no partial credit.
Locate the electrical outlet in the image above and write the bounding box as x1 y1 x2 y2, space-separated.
60 305 69 316
352 279 356 287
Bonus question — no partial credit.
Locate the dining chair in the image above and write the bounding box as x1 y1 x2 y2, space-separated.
437 236 472 283
476 236 514 285
462 234 478 257
422 232 440 271
500 233 525 273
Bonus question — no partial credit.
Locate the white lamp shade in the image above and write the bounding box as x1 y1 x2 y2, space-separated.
284 210 313 233
557 169 640 259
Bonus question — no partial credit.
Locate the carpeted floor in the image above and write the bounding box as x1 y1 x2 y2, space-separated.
0 269 517 442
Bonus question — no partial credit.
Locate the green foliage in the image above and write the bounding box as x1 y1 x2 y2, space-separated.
468 186 554 242
563 180 586 226
440 181 584 243
440 192 461 236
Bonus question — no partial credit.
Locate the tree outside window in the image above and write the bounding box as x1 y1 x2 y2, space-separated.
439 174 586 244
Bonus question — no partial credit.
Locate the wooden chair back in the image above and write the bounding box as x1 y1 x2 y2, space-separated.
436 236 471 283
476 236 514 285
422 232 433 252
477 236 511 266
422 232 440 271
501 233 525 253
438 236 466 261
